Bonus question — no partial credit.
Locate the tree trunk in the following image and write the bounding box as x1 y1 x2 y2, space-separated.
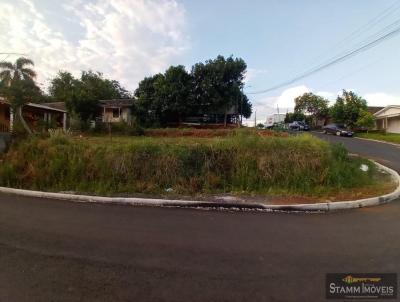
224 108 227 128
17 106 32 135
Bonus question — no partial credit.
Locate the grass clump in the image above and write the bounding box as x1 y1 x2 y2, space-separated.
0 132 380 197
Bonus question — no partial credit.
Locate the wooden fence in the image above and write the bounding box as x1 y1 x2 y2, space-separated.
0 122 9 133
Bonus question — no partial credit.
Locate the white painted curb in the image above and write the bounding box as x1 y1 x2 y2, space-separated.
0 161 399 212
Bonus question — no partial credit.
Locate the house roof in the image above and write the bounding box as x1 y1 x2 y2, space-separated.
374 105 400 118
0 97 66 113
27 102 67 113
367 106 384 114
42 102 67 112
99 99 135 108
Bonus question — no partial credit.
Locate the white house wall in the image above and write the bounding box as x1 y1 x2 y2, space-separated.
387 116 400 134
122 108 131 124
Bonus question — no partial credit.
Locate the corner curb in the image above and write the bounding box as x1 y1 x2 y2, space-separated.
0 161 399 213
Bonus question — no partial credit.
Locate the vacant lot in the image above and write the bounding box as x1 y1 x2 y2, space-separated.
0 130 393 201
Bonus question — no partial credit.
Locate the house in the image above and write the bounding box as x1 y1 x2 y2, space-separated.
0 98 67 133
367 106 384 115
99 99 134 124
374 105 400 134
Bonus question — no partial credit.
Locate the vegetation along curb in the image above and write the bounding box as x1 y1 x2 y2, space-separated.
0 161 399 213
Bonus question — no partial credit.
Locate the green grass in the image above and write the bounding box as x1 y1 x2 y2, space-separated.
356 132 400 144
0 130 385 198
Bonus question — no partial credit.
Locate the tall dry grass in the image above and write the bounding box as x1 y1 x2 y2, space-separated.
0 131 376 196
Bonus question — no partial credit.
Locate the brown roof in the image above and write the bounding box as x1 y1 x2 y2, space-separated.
367 106 384 114
99 99 135 108
42 102 67 111
1 98 66 113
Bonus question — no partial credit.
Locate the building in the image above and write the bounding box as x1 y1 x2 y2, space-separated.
0 98 67 133
374 105 400 134
99 99 134 124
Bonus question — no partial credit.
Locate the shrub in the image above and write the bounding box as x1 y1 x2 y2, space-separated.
0 133 376 196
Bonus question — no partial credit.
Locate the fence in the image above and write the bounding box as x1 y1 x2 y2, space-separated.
0 122 9 133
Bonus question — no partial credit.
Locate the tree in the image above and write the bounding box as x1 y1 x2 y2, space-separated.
49 70 132 124
356 109 375 132
284 111 306 123
48 71 77 103
330 90 367 129
294 92 329 127
161 65 194 124
239 94 252 119
0 57 39 134
191 55 248 126
134 73 166 127
134 56 252 127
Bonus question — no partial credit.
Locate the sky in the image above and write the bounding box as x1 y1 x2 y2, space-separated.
1 0 400 124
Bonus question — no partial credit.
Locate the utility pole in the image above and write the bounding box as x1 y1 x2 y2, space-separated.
254 110 257 128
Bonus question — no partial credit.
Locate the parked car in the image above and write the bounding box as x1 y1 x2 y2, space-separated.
322 124 354 137
289 121 310 131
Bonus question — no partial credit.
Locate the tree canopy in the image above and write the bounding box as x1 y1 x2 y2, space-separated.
330 90 367 128
356 109 375 131
294 92 329 126
0 57 42 134
134 55 252 127
49 71 131 122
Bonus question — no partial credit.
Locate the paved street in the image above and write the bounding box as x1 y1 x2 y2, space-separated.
312 132 400 172
0 135 399 301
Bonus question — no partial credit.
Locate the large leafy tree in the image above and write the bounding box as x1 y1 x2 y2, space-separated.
162 65 194 124
356 109 375 132
284 111 306 123
294 92 329 127
49 70 132 123
134 73 166 127
330 90 367 129
135 67 194 127
191 55 249 125
0 57 40 134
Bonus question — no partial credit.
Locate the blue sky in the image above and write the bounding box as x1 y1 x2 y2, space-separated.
1 0 400 122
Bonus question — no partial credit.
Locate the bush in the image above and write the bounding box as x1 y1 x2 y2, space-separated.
0 133 377 196
89 121 144 136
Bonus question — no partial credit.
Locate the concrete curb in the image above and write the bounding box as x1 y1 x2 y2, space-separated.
0 161 399 212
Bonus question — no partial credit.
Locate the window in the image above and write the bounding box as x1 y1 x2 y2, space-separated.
112 108 120 118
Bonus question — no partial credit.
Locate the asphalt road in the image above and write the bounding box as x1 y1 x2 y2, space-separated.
0 134 399 302
312 132 400 172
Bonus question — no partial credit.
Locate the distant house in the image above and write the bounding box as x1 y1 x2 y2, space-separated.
99 99 134 124
374 105 400 134
0 98 67 133
367 106 384 115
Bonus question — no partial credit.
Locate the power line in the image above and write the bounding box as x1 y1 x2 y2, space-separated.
311 0 400 64
0 52 26 56
305 16 400 77
248 24 400 95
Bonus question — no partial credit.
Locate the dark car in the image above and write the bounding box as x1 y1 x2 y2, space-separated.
289 121 309 131
322 124 353 137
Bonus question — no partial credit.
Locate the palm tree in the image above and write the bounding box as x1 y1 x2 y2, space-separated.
0 57 37 134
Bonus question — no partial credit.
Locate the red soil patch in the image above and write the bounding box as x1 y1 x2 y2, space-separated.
145 128 288 138
145 129 232 138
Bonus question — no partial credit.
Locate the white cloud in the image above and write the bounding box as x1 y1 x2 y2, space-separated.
364 93 400 106
245 68 268 83
316 91 336 104
274 85 310 110
0 0 188 91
